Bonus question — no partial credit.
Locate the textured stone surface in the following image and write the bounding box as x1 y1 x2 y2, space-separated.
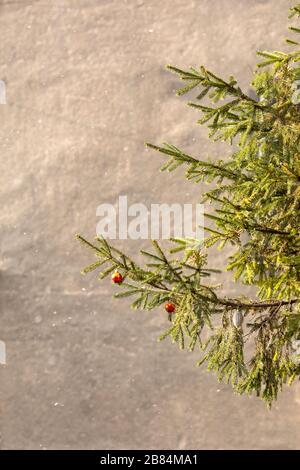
0 0 299 450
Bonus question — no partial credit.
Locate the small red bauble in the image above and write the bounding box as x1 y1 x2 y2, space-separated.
165 302 175 313
111 271 123 284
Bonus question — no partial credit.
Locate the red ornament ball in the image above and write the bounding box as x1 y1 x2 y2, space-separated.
111 271 123 284
165 302 175 313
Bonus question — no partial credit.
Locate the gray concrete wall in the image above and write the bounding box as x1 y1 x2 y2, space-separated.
0 0 299 450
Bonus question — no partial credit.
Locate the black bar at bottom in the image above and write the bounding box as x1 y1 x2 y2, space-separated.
0 449 297 466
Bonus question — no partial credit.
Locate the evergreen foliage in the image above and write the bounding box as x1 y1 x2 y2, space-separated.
78 5 300 406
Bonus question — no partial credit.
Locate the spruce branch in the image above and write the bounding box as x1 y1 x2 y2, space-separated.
78 4 300 406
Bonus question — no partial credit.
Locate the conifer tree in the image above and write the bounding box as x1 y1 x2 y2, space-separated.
77 4 300 406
